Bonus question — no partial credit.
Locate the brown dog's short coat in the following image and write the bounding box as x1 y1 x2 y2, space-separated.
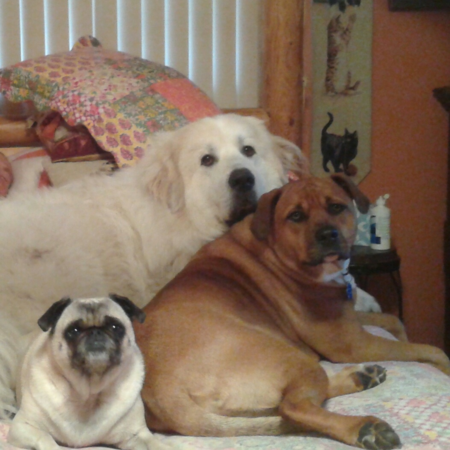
136 175 450 450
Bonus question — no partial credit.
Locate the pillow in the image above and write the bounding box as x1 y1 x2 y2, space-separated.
32 110 112 163
0 36 222 167
1 147 52 196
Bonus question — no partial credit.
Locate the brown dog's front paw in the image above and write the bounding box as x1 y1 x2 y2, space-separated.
357 421 401 450
355 365 387 390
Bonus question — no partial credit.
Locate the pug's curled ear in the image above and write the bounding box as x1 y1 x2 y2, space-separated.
331 173 370 213
250 188 282 241
38 297 72 333
109 294 146 324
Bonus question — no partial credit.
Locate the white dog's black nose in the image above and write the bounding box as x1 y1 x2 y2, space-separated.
228 168 255 192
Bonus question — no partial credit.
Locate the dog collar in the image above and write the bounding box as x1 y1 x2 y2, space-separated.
342 270 353 300
345 281 353 300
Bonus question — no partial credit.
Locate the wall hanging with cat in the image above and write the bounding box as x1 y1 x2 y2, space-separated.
311 0 372 183
321 112 359 176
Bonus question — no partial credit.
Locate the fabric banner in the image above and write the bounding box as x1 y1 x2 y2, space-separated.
311 0 373 184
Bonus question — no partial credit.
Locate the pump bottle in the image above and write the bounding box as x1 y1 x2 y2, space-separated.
370 194 390 250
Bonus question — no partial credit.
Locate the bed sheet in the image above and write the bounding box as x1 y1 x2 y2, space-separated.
1 359 449 450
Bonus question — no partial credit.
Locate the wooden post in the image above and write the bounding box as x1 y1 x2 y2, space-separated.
262 0 305 148
434 87 450 354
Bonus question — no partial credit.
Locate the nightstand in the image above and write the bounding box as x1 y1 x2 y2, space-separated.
349 245 403 320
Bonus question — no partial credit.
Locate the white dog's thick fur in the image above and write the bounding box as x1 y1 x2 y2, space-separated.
0 114 305 420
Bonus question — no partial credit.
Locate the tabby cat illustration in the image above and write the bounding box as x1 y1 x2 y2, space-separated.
321 112 358 174
325 14 360 96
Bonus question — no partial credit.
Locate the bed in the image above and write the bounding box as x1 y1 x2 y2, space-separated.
0 3 449 449
1 330 450 450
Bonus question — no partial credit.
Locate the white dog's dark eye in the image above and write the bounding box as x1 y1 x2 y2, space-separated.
287 210 307 223
242 145 256 157
328 203 346 215
201 154 216 167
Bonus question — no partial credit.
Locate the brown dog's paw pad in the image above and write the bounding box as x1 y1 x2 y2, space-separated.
355 365 387 390
357 421 402 450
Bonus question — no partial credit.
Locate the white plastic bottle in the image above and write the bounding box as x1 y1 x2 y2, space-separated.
370 194 391 250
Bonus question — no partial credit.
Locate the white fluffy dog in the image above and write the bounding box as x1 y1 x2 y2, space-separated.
0 114 305 421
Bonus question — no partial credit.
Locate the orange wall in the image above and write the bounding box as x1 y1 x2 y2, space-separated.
359 3 450 348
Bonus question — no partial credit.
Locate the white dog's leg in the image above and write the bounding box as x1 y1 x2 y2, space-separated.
8 420 62 450
0 317 20 421
119 428 174 450
354 287 382 313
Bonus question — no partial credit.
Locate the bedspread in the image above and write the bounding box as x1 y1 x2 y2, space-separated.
1 358 449 450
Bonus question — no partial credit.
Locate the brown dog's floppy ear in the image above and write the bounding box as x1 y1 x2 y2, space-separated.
331 173 371 213
250 188 282 241
109 293 146 324
38 297 72 333
139 131 185 213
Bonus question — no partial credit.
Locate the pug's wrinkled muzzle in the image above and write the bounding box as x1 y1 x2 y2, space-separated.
84 329 108 352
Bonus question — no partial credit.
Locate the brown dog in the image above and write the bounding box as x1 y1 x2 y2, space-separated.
136 175 450 449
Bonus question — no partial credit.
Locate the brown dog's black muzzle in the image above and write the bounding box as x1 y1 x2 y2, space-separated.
304 225 348 266
315 226 339 246
313 225 347 260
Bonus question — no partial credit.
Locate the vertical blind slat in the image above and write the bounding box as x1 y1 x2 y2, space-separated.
213 0 237 108
117 0 142 56
93 0 118 51
165 0 189 77
44 0 70 55
236 0 261 108
0 0 21 66
190 0 213 99
142 0 165 64
69 0 93 49
20 0 45 61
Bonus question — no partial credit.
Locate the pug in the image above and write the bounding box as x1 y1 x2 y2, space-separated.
7 294 171 450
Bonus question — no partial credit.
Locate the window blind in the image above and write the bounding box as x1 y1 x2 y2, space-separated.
0 0 262 108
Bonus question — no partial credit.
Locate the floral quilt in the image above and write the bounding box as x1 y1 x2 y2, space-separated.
1 357 449 449
0 36 221 167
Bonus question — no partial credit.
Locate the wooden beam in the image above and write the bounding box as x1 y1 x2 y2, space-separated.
262 0 304 148
0 117 40 147
0 95 40 147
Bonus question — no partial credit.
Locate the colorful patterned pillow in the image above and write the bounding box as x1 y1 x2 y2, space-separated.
0 36 221 167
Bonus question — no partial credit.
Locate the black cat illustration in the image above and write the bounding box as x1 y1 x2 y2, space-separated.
327 0 361 13
321 112 358 174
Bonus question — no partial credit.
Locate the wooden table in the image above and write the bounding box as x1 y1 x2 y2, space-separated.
349 245 403 320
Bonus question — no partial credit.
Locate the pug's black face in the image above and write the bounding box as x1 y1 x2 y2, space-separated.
63 315 126 376
38 295 146 379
